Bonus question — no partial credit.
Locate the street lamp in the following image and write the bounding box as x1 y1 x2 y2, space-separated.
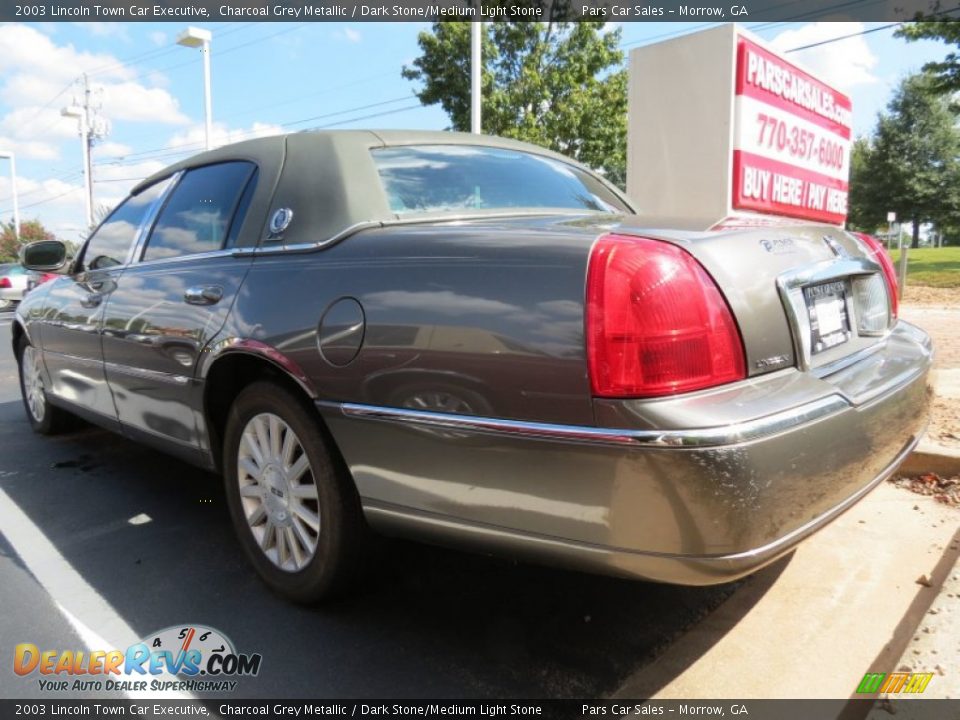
61 104 94 230
470 22 481 134
177 27 213 151
0 150 20 240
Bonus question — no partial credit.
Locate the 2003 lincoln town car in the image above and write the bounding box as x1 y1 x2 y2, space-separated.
15 131 931 602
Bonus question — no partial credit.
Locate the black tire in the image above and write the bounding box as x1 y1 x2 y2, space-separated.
222 381 365 603
17 335 71 435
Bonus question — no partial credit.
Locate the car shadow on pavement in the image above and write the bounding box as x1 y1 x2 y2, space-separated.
0 399 787 698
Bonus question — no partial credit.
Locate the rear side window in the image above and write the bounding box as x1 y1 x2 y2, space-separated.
372 145 630 215
142 161 256 262
81 178 171 271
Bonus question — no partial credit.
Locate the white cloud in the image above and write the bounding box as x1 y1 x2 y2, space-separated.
768 22 878 91
166 121 284 153
0 24 189 143
100 82 188 124
0 25 126 105
94 159 166 183
0 135 59 161
0 173 86 238
333 27 362 43
76 22 131 42
150 31 167 47
92 141 133 159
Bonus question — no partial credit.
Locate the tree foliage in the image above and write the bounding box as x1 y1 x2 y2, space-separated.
0 219 55 263
402 20 627 186
897 18 960 97
847 137 880 233
847 73 960 247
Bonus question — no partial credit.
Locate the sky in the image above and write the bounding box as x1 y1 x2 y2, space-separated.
0 20 952 240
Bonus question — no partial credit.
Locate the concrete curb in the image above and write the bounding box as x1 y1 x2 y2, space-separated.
900 446 960 477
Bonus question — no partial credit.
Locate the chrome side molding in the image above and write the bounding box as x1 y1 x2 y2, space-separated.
324 394 851 449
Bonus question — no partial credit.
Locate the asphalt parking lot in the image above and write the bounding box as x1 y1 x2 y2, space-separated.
0 309 748 700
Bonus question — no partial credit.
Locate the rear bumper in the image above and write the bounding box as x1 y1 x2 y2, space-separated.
0 287 23 302
319 321 932 585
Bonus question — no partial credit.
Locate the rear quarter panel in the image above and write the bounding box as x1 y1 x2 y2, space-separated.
214 223 599 426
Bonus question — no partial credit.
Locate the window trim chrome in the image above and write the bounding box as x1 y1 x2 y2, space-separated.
232 221 383 257
76 172 182 274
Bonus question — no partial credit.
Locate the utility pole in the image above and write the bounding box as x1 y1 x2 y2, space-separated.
61 74 110 231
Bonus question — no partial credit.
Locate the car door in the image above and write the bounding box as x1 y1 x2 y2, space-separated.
39 179 172 425
99 161 258 460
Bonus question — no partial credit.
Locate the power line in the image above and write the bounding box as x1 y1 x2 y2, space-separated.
83 22 250 80
94 95 417 167
3 186 80 214
15 80 75 130
785 21 900 52
312 102 428 129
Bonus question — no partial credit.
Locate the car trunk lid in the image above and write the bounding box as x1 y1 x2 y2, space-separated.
609 219 894 379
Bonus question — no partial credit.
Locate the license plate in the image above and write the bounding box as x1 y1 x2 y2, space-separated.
804 281 850 354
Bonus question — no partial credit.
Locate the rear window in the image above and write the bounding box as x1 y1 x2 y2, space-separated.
372 145 630 215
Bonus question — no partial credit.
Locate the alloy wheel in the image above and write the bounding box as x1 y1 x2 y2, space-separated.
237 412 321 572
22 346 46 423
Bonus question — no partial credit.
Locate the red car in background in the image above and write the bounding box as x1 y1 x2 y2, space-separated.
25 272 59 294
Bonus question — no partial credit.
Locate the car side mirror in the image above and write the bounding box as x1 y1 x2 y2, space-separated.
21 240 68 272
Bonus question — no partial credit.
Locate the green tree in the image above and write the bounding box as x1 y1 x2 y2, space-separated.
0 219 55 263
847 137 883 234
848 73 960 248
897 18 960 97
402 20 627 186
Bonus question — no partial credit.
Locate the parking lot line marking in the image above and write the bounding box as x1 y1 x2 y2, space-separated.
0 486 194 700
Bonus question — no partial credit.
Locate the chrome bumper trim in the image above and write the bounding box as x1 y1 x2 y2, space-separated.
325 394 851 449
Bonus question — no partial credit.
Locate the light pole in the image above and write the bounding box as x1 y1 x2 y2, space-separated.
177 27 213 151
61 104 94 230
470 22 481 134
0 151 20 240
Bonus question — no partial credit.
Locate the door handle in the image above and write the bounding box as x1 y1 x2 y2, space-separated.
184 285 223 306
81 293 102 308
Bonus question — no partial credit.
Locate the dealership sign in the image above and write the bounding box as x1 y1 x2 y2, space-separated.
732 37 852 224
627 25 852 228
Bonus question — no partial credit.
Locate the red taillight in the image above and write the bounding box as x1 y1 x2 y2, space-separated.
586 234 746 398
851 232 898 319
0 278 10 289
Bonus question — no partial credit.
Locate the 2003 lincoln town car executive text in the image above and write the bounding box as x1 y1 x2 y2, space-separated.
14 130 931 602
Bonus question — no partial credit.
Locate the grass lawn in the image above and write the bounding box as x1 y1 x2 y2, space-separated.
888 246 960 288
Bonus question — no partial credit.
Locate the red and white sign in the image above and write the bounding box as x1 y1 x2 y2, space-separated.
732 37 852 225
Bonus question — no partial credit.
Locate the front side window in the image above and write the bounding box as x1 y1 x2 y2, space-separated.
80 178 171 272
372 145 631 215
142 162 256 262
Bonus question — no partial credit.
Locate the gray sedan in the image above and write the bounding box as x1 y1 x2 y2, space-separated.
14 131 931 603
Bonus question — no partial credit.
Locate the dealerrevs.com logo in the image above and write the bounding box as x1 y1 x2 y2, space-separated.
14 625 262 693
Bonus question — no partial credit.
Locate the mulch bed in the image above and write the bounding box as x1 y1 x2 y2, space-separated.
890 473 960 507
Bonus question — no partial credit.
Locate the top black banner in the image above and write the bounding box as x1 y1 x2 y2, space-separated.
2 0 959 23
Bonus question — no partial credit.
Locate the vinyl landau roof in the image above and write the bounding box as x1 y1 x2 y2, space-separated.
132 130 634 251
